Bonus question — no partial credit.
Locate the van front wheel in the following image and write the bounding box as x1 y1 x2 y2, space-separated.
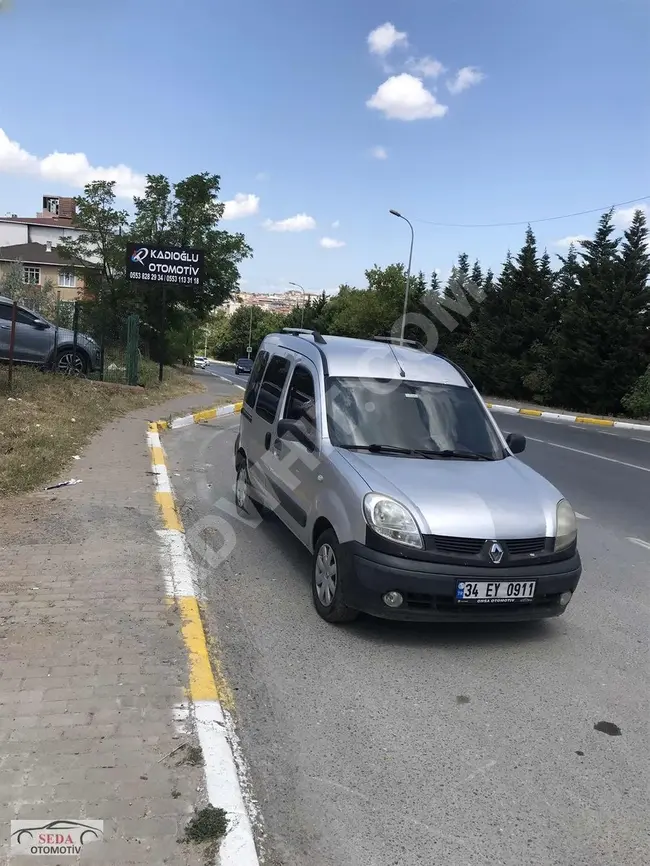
312 529 358 624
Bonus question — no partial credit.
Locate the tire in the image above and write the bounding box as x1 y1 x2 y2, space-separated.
235 456 267 518
312 529 359 623
55 348 88 376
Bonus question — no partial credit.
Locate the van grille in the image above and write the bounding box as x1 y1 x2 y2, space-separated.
429 536 548 559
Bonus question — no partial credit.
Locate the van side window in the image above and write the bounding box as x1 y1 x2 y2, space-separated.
283 365 317 432
255 355 290 423
243 350 269 409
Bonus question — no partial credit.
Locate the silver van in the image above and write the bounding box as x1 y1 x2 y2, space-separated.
234 329 582 624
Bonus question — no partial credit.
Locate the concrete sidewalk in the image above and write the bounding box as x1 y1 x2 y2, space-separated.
0 383 242 864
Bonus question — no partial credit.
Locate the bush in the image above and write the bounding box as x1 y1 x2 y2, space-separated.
621 365 650 418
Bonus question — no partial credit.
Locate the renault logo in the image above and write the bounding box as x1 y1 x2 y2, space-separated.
488 542 504 564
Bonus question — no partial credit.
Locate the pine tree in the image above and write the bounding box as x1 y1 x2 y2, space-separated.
548 210 649 413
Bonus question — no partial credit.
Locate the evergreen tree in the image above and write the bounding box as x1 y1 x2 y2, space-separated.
548 210 650 413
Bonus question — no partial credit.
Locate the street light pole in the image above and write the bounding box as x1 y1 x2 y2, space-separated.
389 209 415 345
247 305 253 358
289 281 306 327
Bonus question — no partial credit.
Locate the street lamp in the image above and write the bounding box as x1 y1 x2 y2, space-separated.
289 281 306 327
247 305 253 358
389 209 414 344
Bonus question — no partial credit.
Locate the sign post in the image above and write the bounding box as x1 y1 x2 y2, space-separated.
125 243 205 382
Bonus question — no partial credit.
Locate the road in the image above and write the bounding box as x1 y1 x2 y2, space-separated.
167 372 649 866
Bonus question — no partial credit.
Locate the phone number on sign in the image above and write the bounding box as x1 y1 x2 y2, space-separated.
128 271 200 285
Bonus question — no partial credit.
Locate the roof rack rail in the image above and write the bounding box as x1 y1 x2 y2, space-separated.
372 336 427 352
281 327 326 344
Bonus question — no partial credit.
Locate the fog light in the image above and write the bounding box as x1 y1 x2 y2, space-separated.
559 591 572 606
383 591 404 608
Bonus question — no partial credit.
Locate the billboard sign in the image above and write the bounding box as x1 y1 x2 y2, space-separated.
126 243 205 287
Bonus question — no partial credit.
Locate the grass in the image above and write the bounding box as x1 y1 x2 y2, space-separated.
183 806 228 844
0 363 204 497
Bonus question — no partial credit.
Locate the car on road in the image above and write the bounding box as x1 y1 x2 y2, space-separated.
234 328 582 625
0 295 101 375
194 356 208 369
235 357 253 375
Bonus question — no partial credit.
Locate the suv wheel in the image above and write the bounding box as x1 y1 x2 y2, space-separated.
312 529 358 623
55 349 87 376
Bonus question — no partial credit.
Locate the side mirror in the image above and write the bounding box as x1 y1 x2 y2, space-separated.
33 321 49 330
506 432 526 455
276 418 316 452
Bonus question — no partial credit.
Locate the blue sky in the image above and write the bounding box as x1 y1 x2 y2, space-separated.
0 0 648 292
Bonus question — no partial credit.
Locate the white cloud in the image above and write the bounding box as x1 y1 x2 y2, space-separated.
0 127 145 199
447 66 485 94
331 220 340 229
320 237 346 249
405 56 445 78
367 22 408 56
222 193 260 220
370 145 388 160
367 74 448 121
554 235 588 249
613 203 648 228
263 213 316 232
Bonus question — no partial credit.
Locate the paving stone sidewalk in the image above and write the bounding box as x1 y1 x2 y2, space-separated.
0 383 240 864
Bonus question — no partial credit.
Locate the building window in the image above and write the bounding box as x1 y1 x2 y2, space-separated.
46 198 60 215
23 266 41 285
58 270 76 288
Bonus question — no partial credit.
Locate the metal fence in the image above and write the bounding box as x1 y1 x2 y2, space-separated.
1 293 143 386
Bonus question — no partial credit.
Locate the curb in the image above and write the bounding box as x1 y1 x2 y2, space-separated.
146 421 260 865
154 401 243 432
485 402 650 432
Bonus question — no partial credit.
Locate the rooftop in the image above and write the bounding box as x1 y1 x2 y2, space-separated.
0 242 87 267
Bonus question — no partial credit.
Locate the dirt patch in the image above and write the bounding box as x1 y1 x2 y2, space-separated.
0 365 203 496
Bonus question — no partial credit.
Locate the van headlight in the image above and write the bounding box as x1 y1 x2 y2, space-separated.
363 493 423 549
555 499 577 551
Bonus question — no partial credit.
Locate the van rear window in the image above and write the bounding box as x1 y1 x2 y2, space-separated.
243 350 269 409
255 355 290 423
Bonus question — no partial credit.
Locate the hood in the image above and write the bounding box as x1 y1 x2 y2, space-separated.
337 450 562 539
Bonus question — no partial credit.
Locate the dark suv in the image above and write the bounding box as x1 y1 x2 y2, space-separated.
0 296 100 374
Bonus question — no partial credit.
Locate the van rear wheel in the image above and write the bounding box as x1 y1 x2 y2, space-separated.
312 529 358 624
235 457 267 517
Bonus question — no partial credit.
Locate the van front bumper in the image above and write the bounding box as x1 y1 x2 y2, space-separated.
341 542 582 622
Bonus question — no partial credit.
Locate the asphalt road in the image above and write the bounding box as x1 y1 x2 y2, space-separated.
167 378 649 866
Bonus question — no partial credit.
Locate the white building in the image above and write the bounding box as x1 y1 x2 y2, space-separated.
0 195 86 249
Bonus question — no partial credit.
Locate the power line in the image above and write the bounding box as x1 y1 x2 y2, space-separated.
411 195 650 229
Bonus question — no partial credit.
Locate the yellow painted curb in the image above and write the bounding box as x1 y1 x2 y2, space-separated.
519 408 543 416
155 491 184 532
193 407 218 423
178 596 220 702
575 417 615 427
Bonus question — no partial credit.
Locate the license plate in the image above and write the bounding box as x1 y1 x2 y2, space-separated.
456 580 536 603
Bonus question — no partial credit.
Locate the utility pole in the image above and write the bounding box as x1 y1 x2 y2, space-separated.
247 305 253 358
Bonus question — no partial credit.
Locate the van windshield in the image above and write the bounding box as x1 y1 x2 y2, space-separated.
325 377 505 460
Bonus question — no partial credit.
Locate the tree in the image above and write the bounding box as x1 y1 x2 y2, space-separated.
549 209 650 413
58 173 252 364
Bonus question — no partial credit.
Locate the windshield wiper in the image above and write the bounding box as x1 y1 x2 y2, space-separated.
416 448 496 461
340 443 415 455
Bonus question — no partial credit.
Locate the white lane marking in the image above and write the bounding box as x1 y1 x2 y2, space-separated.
627 537 650 550
632 437 650 443
526 436 650 473
575 512 590 520
194 701 261 866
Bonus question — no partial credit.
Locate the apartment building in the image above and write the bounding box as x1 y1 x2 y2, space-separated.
0 241 85 302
